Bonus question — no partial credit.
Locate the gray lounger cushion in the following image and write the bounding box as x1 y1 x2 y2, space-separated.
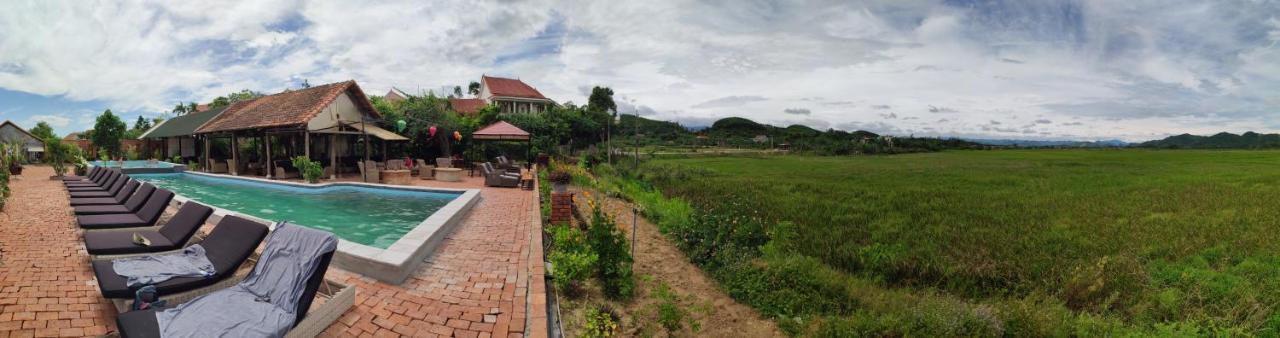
92 215 268 299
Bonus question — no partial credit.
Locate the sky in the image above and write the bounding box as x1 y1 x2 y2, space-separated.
1 0 1279 142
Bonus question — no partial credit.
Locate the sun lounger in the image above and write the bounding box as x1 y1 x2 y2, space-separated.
68 177 132 198
67 170 121 190
65 167 108 185
83 202 213 256
77 189 174 229
92 215 269 304
114 222 350 338
61 166 104 182
69 180 141 206
73 183 157 215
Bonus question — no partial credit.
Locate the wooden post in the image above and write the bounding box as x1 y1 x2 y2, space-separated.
382 141 387 162
265 133 273 179
230 133 239 176
330 133 337 180
203 136 210 172
304 131 311 159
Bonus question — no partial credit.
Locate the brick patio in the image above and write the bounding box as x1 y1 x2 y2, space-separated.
0 165 548 338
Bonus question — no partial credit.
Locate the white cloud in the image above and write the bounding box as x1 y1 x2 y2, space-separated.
25 114 70 128
0 0 1278 141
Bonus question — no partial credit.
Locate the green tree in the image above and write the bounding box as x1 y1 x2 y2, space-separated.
187 102 198 113
585 86 617 145
452 86 463 98
468 81 481 97
227 89 263 103
209 96 231 109
172 103 189 116
133 116 151 131
91 110 127 158
30 121 56 140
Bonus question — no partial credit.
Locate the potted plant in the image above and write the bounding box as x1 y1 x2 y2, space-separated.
291 156 324 184
6 145 23 176
549 170 571 192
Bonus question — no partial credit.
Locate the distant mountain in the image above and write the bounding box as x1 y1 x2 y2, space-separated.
1139 132 1280 149
967 139 1130 148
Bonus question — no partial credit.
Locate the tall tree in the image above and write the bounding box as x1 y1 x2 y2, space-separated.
133 116 151 131
187 102 198 113
172 103 189 116
91 110 127 158
453 86 463 99
29 121 56 140
468 81 481 97
587 86 617 115
301 79 311 88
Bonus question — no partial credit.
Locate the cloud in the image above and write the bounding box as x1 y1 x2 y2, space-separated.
880 112 898 119
0 0 1278 141
783 108 811 115
691 96 768 109
1035 119 1052 124
25 114 71 128
928 105 958 113
1061 121 1083 126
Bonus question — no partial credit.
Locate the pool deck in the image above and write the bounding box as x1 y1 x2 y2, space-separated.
0 165 549 338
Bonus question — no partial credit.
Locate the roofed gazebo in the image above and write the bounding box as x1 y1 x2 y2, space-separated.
472 121 531 163
194 80 408 180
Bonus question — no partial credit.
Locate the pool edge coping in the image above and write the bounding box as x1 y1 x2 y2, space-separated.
160 171 481 284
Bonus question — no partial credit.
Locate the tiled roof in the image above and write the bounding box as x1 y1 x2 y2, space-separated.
196 80 379 133
140 106 227 139
449 98 486 115
482 75 550 100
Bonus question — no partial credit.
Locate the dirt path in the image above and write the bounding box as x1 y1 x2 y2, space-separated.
578 187 784 337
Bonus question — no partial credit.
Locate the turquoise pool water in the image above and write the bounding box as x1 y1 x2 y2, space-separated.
91 160 176 169
132 173 460 248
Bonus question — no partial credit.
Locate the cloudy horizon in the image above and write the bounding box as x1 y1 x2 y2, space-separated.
2 0 1279 142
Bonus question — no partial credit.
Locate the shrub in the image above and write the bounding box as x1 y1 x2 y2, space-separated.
652 282 694 334
547 224 596 294
291 156 324 183
584 197 635 299
550 250 597 294
581 306 620 338
549 170 572 184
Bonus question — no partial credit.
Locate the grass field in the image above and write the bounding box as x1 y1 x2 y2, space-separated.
594 150 1280 335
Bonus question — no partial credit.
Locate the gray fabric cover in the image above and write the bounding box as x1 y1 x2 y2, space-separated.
155 223 337 338
112 245 215 287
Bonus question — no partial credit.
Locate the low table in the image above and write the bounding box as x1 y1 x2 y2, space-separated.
381 170 411 185
435 168 463 182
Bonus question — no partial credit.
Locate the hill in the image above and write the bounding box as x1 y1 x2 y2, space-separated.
968 139 1129 148
1139 132 1280 149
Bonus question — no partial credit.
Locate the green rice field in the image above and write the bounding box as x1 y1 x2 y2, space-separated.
611 150 1280 335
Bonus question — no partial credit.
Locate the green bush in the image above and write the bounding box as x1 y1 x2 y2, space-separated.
291 156 324 183
547 224 596 293
585 200 634 299
581 306 620 338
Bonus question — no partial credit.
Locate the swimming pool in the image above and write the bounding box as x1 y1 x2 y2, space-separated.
92 160 183 174
132 173 459 248
91 160 177 168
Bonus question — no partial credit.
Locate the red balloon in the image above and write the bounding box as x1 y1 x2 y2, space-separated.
429 126 438 137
